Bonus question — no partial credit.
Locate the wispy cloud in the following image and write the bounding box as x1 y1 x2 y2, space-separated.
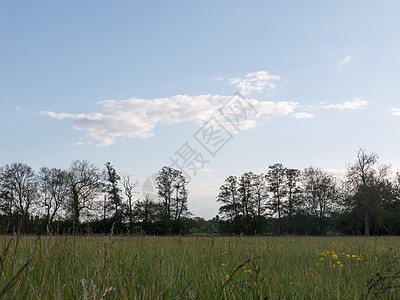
229 71 281 95
339 55 352 65
323 97 367 110
293 112 315 119
213 76 223 82
390 108 400 116
42 94 297 146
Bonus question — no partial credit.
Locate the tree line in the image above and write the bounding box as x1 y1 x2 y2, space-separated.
217 149 400 236
0 149 399 236
0 161 191 235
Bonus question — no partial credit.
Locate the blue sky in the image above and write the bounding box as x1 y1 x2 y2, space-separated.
1 1 400 218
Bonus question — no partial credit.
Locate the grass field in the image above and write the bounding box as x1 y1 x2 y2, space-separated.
1 235 400 299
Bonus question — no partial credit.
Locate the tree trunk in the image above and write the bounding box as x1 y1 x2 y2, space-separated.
72 188 80 228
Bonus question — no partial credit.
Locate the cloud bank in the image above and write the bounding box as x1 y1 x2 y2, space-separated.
42 94 297 146
41 71 370 147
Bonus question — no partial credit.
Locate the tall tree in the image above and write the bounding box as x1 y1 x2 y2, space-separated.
346 149 389 236
217 176 241 223
156 166 189 233
238 172 256 232
252 173 268 233
0 163 38 231
121 173 138 234
266 163 287 220
68 160 102 228
301 167 338 235
104 162 123 221
284 168 302 233
285 168 301 219
38 167 69 232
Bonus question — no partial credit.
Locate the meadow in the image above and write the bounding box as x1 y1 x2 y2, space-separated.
1 235 400 299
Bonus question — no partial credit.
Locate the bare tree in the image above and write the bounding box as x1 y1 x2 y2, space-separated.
0 163 38 231
121 173 138 234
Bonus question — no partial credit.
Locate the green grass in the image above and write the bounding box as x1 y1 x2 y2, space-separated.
1 235 400 299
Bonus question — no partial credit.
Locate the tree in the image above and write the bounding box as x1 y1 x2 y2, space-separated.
38 167 69 232
156 166 189 233
217 176 241 224
346 149 389 236
0 163 38 231
285 168 302 232
121 173 138 234
266 163 287 233
301 167 338 235
135 194 163 234
68 160 102 229
252 174 268 233
285 168 301 218
238 172 256 232
104 162 123 221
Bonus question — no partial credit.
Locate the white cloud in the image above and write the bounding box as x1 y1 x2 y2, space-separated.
229 71 281 95
214 76 223 81
42 94 297 146
323 98 367 110
293 112 315 119
390 108 400 116
340 55 352 65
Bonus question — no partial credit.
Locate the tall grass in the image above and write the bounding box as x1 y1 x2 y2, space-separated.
1 235 400 299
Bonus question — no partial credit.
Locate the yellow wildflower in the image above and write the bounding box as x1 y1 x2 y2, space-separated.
225 274 229 281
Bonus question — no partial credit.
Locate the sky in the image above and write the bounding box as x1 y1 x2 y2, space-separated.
1 1 400 219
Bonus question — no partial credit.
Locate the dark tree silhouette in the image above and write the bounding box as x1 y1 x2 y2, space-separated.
156 166 189 234
346 149 390 236
68 160 102 229
38 167 69 232
0 163 38 232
